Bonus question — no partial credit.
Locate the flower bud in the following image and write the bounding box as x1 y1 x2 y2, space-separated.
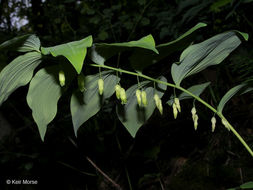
98 78 104 95
158 99 163 115
221 118 230 131
173 103 178 119
120 87 127 104
141 90 147 107
174 98 181 112
59 70 65 87
211 116 216 132
191 107 197 120
78 74 85 92
136 89 142 106
193 114 198 130
115 84 121 99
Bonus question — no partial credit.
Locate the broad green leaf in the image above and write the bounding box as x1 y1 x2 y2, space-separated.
129 22 207 72
17 35 41 52
71 71 119 136
167 82 210 106
41 35 93 74
27 66 74 141
171 31 246 86
116 77 167 137
0 52 42 106
240 181 253 189
90 34 158 65
0 34 30 51
217 84 253 113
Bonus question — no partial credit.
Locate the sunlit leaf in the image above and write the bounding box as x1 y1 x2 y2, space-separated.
240 181 253 189
0 52 42 106
90 34 158 65
217 84 253 113
27 66 74 141
167 82 210 106
130 22 207 72
41 35 93 74
116 76 167 137
70 71 119 136
171 31 246 86
18 35 41 52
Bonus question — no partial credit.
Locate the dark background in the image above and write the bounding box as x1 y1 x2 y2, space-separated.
0 0 253 189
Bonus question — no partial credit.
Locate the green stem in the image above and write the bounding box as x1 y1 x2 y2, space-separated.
89 63 253 157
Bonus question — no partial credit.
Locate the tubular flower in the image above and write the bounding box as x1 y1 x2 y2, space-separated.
221 118 230 131
153 94 160 107
59 70 65 87
157 99 163 115
120 87 127 104
141 90 147 107
136 89 142 106
77 75 85 92
115 84 121 99
191 107 197 120
211 116 216 132
174 98 181 112
98 78 104 95
193 114 198 130
173 103 178 119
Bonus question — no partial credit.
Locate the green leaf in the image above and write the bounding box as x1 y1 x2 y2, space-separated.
240 181 253 189
0 52 42 106
27 66 73 141
70 71 119 136
171 31 246 86
0 34 40 52
41 35 93 74
116 77 167 137
217 84 253 113
130 22 207 72
17 35 41 52
90 34 158 65
167 82 210 106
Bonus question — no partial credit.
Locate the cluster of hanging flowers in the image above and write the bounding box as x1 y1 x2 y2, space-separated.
114 84 127 104
154 94 163 115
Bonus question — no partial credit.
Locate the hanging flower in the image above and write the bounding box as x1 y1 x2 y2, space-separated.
59 70 65 87
173 103 178 119
193 114 198 130
120 87 127 104
136 89 142 106
98 78 104 95
191 107 197 120
211 116 216 132
115 84 121 99
141 90 147 107
77 75 85 92
174 97 181 112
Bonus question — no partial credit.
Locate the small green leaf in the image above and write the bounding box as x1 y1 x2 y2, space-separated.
116 76 167 137
130 22 207 72
90 34 158 65
217 84 253 113
171 31 246 86
167 82 210 106
27 66 73 141
70 71 119 136
240 181 253 189
41 35 93 74
0 52 42 106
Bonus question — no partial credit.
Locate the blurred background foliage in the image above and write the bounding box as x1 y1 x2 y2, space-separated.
0 0 253 189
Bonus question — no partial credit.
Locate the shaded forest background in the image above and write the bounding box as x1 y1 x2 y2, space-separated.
0 0 253 189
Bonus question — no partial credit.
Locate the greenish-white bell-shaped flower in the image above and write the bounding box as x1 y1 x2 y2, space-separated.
59 70 65 87
211 116 216 132
221 118 230 131
98 78 104 95
193 114 198 130
174 97 181 112
157 99 163 115
173 103 178 119
141 90 147 107
136 89 142 106
115 84 121 99
120 87 127 104
77 74 85 92
191 107 197 120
